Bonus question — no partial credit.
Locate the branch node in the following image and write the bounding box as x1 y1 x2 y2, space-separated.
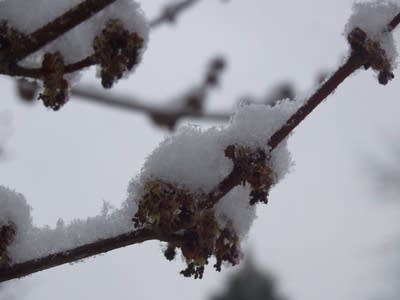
93 19 144 89
225 145 274 205
347 27 395 85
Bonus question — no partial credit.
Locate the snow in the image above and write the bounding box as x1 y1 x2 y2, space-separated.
345 1 400 66
0 0 149 69
0 186 138 263
0 187 31 237
136 100 299 236
1 100 298 264
7 200 138 263
214 186 257 239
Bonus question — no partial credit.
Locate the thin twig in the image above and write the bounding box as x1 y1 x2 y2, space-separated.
149 0 201 29
202 53 366 209
387 13 400 32
203 14 400 209
0 228 158 282
0 0 117 63
72 56 229 129
5 55 98 79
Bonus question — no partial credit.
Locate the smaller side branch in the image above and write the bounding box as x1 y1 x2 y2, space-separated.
149 0 201 29
0 228 158 282
72 87 230 127
72 56 229 129
387 13 400 32
5 55 97 79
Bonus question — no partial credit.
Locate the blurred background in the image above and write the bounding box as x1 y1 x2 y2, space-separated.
0 0 400 299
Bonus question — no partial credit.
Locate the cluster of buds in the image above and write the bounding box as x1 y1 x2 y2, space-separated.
133 180 241 279
39 52 68 110
93 19 144 89
0 223 16 267
347 27 394 85
225 145 274 205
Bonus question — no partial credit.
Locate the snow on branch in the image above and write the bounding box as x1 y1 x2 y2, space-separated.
0 0 148 109
1 0 400 285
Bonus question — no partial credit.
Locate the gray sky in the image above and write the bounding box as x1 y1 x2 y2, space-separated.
1 0 400 299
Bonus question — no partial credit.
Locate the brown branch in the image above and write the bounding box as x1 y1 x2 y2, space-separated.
0 228 158 282
0 48 372 282
387 13 400 32
1 9 400 286
0 0 117 63
267 54 364 150
202 13 400 209
72 87 230 128
4 55 98 79
149 0 201 29
1 0 203 78
64 55 98 73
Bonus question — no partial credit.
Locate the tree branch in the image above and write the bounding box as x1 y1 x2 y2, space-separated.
267 54 365 150
72 87 230 128
0 0 117 63
0 41 374 283
149 0 202 29
4 55 98 79
0 228 158 282
202 13 400 209
72 55 229 129
1 9 399 285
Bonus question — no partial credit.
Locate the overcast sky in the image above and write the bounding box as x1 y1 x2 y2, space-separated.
1 1 400 299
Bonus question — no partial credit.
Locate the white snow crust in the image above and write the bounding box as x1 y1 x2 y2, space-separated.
1 193 138 263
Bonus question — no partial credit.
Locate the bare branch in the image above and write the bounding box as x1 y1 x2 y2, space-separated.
387 13 400 32
267 54 364 150
72 56 229 129
5 55 98 79
72 87 230 128
0 0 117 64
149 0 201 29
